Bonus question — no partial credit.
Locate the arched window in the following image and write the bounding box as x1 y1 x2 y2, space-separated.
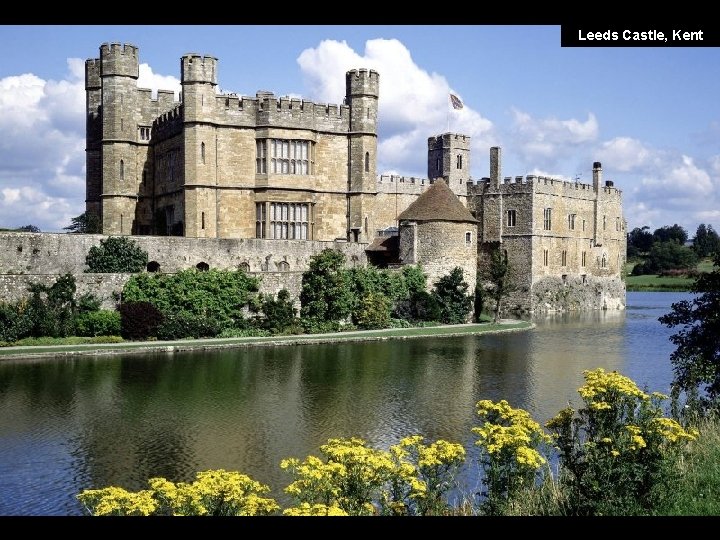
365 152 370 173
238 262 250 272
201 142 205 164
465 231 472 245
196 262 209 272
277 261 290 272
147 261 160 272
120 160 124 181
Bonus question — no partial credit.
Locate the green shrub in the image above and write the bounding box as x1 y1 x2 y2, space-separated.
157 313 223 340
86 237 148 273
75 310 121 337
432 267 472 324
119 302 164 340
355 293 391 330
258 289 297 333
123 269 259 330
0 302 32 342
217 327 272 338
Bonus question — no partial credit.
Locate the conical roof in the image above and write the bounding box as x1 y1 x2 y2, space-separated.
397 179 477 223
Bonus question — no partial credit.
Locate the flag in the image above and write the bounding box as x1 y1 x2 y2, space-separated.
449 93 464 110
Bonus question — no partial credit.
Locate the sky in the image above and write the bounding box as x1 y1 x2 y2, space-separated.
1 25 719 235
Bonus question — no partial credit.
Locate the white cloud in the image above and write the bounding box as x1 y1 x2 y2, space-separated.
508 108 598 170
595 137 654 172
298 38 494 177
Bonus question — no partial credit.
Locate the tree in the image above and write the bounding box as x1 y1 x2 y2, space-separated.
659 252 720 413
481 249 517 323
259 289 297 333
632 241 698 275
627 226 654 257
431 267 472 324
85 236 148 273
299 249 353 323
65 211 101 234
692 223 720 258
17 224 41 233
653 224 688 245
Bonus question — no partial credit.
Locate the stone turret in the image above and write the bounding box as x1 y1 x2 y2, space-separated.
427 133 471 197
345 69 379 242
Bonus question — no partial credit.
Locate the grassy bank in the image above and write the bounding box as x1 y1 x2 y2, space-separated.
0 321 532 360
657 418 720 515
625 257 716 292
625 274 696 292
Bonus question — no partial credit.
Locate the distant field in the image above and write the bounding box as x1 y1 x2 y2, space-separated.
624 257 716 292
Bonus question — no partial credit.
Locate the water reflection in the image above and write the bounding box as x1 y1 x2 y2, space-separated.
0 292 687 515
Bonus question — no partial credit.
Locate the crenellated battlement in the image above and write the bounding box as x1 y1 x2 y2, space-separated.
376 175 429 194
99 42 139 78
472 173 623 199
181 53 217 85
346 69 380 97
152 105 183 140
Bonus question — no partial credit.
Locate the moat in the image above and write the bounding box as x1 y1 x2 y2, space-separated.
0 292 685 515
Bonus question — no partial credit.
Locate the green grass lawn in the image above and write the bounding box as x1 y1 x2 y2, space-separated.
624 257 716 292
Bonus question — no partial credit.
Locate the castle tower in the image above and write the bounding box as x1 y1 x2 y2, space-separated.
99 43 140 235
427 133 471 197
346 69 379 242
181 54 218 237
85 58 102 223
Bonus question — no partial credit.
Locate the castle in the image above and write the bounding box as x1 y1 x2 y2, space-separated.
78 42 626 313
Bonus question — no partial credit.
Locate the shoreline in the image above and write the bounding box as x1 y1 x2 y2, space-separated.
0 320 534 361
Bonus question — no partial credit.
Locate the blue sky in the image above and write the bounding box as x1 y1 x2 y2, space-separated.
1 25 719 235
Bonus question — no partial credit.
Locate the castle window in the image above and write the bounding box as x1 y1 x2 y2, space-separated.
138 126 151 141
601 253 607 268
561 250 567 266
543 249 549 266
238 262 250 272
366 107 370 119
268 139 312 175
506 209 516 227
277 261 290 272
581 251 586 267
603 215 607 230
457 155 463 169
147 261 160 272
365 152 370 173
436 158 441 172
568 214 576 230
256 202 312 240
120 160 124 182
582 219 586 232
255 202 266 238
201 142 205 164
465 231 472 245
543 208 552 230
616 217 620 231
201 212 205 230
256 140 267 174
196 262 209 272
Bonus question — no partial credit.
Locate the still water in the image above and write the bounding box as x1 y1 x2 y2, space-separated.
0 292 688 515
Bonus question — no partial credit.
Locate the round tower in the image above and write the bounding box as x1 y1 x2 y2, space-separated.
181 54 218 123
100 43 140 235
345 69 379 242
